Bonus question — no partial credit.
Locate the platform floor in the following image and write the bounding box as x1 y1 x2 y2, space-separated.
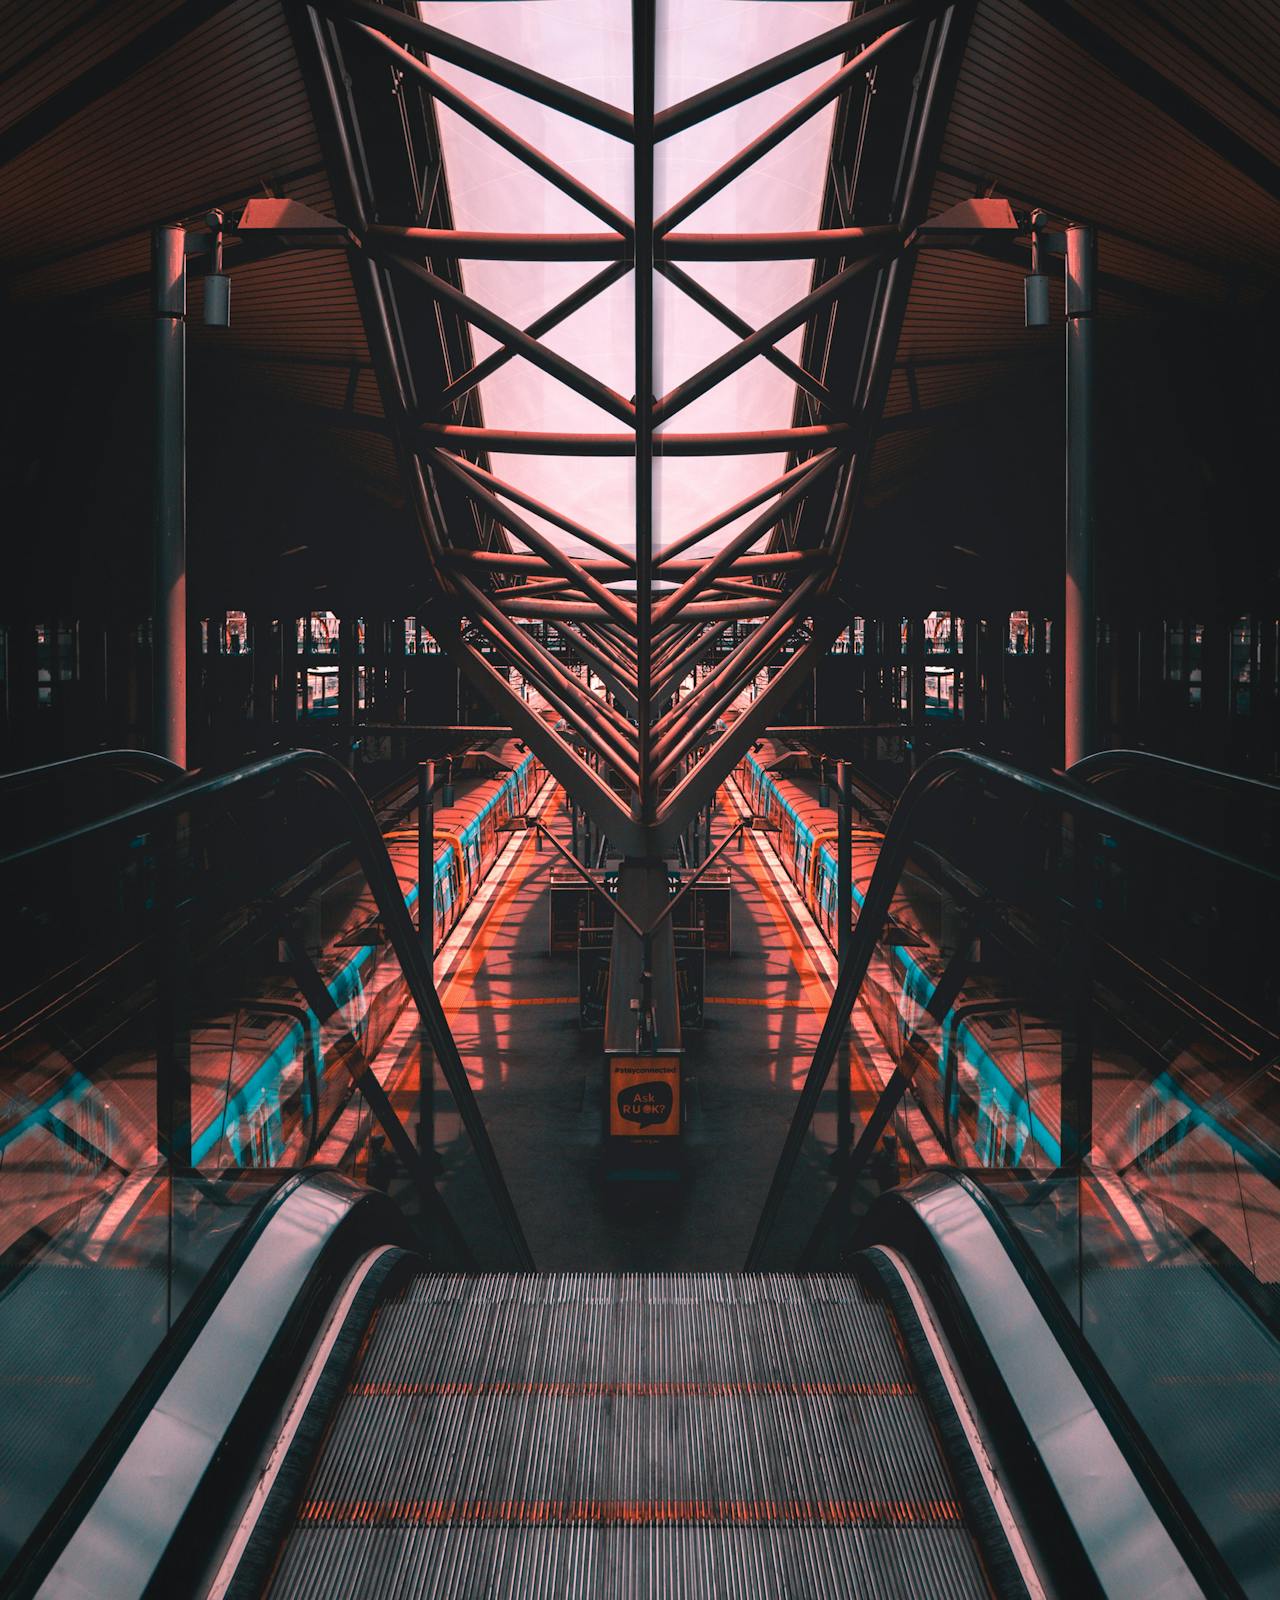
368 782 893 1272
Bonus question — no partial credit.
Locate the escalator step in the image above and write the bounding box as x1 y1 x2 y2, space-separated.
263 1273 997 1600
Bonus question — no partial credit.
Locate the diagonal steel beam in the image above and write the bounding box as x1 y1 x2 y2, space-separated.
656 24 915 235
650 623 738 706
453 600 642 792
652 450 842 626
427 603 643 851
654 451 841 567
374 247 635 425
657 261 848 419
652 255 884 425
426 451 636 568
318 0 634 139
546 621 639 718
438 262 630 411
654 0 944 140
654 608 843 849
430 450 637 626
351 26 634 234
651 573 828 766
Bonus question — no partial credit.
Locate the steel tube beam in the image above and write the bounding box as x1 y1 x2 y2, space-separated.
652 451 841 625
454 575 641 768
650 623 737 708
429 451 635 567
429 605 640 849
667 227 902 260
368 226 627 261
467 614 641 792
377 249 635 424
497 595 775 622
438 262 629 410
417 758 435 1157
658 261 845 417
656 22 913 233
655 450 840 565
416 423 851 455
431 452 637 625
546 622 638 717
633 0 656 828
654 0 940 140
653 256 879 424
152 225 187 768
530 822 646 941
321 0 633 139
652 578 827 774
1065 223 1096 766
352 30 633 234
575 621 640 681
655 612 840 845
653 571 825 745
372 223 904 264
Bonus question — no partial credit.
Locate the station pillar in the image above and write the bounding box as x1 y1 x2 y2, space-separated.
603 860 683 1183
1064 223 1096 767
152 225 187 768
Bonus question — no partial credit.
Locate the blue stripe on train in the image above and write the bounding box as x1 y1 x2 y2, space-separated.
743 751 1269 1182
4 754 540 1165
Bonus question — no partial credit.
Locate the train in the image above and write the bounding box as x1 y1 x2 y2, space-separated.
736 741 1277 1237
0 744 545 1228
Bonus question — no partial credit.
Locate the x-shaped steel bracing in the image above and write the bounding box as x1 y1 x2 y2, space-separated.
296 0 972 856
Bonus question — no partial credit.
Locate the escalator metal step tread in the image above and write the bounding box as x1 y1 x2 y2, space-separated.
266 1273 993 1599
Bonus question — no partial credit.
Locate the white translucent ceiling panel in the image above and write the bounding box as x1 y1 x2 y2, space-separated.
422 0 850 558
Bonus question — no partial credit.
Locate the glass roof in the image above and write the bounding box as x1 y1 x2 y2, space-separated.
421 1 852 558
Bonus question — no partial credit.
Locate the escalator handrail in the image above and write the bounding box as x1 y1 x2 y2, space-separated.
0 748 182 805
0 747 534 1271
1069 746 1280 807
747 746 1280 1270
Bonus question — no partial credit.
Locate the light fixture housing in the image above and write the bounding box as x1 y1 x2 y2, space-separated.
203 272 231 327
1024 272 1051 327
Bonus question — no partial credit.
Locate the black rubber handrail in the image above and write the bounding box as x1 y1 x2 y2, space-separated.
0 749 183 796
746 746 1280 1270
0 748 534 1271
1069 746 1280 808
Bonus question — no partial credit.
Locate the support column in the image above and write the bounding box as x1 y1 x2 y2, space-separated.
251 612 275 753
962 615 982 730
152 225 187 768
906 617 926 767
418 759 435 1158
835 759 853 1163
1064 223 1096 766
338 614 357 771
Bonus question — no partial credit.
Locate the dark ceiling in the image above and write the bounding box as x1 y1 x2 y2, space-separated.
2 0 1279 623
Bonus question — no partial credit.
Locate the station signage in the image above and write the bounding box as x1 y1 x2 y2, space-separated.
609 1054 680 1139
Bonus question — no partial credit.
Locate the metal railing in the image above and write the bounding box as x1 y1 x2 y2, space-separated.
746 747 1280 1269
0 747 533 1270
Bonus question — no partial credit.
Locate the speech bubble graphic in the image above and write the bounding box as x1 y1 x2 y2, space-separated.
616 1080 674 1131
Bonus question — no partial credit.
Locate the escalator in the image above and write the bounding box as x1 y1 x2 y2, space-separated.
19 1166 1211 1600
2 749 1275 1597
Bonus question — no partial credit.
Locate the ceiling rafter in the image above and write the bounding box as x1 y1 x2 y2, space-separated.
296 0 974 852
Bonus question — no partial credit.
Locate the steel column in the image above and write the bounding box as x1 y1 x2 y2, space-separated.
152 225 187 768
1065 223 1097 767
633 0 656 828
836 759 853 1162
418 759 435 1158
